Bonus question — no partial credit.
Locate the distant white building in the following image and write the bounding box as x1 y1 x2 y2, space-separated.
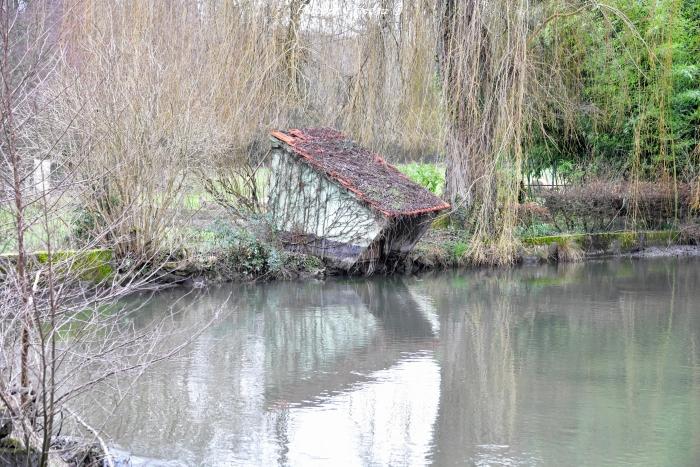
32 158 52 194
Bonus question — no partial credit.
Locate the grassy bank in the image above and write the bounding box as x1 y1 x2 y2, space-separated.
407 228 698 272
128 226 700 281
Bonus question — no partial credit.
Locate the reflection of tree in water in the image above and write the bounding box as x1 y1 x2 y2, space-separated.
83 286 280 464
422 259 700 466
465 259 700 466
88 276 440 464
428 274 518 464
612 260 700 466
400 273 516 465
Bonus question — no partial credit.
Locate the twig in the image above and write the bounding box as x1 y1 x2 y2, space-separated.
63 406 115 467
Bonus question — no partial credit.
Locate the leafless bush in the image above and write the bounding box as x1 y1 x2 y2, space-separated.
517 202 552 228
540 181 693 231
1 3 225 465
199 143 269 223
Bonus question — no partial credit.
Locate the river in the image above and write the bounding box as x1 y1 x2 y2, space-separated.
92 257 700 466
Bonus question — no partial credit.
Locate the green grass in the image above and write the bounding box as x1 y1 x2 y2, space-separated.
515 222 560 238
521 233 585 247
0 207 73 255
36 248 113 281
520 230 681 251
396 163 445 195
182 192 216 210
1 248 113 283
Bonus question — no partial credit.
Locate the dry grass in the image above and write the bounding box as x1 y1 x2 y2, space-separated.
530 245 554 263
556 237 584 262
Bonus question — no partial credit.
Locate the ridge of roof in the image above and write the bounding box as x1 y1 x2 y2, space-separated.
270 127 450 217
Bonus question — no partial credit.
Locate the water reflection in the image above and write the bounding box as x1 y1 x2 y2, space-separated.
84 258 700 466
282 353 440 466
428 275 521 466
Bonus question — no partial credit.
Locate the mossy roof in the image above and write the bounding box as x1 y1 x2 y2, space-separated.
270 127 450 217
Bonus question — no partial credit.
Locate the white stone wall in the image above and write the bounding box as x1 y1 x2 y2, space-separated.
268 147 384 249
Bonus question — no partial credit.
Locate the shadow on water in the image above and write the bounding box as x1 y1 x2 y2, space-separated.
82 258 700 466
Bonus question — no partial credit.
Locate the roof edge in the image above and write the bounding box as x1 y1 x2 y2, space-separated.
270 130 295 145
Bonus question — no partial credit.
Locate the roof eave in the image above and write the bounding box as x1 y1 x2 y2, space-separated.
392 204 451 217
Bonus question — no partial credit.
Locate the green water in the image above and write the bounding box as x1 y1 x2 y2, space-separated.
93 258 700 466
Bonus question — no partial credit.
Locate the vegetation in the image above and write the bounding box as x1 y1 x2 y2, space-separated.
1 0 696 263
1 0 698 463
397 163 445 195
526 0 700 181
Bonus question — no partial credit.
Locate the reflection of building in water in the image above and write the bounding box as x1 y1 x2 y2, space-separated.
283 353 440 466
264 278 438 407
261 278 441 465
98 277 441 465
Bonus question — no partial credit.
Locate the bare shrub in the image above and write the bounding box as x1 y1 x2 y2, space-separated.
199 144 269 223
517 202 552 228
1 3 225 464
47 2 222 260
680 224 700 245
540 181 693 231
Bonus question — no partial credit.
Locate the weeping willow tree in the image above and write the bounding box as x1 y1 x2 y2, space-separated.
437 0 699 264
331 0 443 157
439 0 529 265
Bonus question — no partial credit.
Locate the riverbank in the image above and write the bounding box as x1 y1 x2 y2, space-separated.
160 227 700 286
404 228 700 272
2 227 698 288
629 245 700 258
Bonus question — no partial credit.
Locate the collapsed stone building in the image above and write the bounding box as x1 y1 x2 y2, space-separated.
268 128 449 273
